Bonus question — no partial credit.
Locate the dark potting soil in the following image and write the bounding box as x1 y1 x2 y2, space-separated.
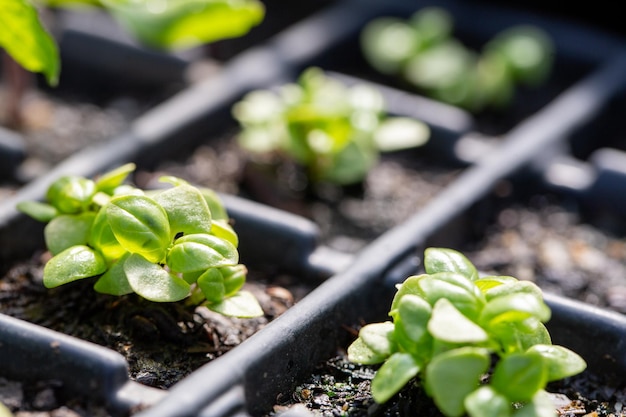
270 353 626 417
0 250 308 390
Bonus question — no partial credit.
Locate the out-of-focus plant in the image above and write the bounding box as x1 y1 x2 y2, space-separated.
232 67 430 185
348 247 586 417
0 0 264 127
17 163 263 318
361 7 554 112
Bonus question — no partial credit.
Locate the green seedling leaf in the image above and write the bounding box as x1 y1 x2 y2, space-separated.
374 117 430 152
484 280 544 302
124 253 190 302
418 274 482 320
464 386 511 417
197 268 226 303
480 293 551 329
490 318 551 354
322 138 378 185
168 233 238 273
428 298 488 344
360 18 420 75
359 322 395 357
221 264 247 296
106 195 170 263
526 344 587 381
0 401 13 417
200 188 229 221
16 201 58 222
491 351 548 403
424 247 478 281
390 274 426 312
425 347 490 417
0 0 60 85
206 290 264 318
44 212 95 255
153 184 212 237
210 220 239 247
94 254 133 296
371 352 420 404
396 293 431 344
102 0 265 50
43 245 106 288
347 336 389 365
46 176 96 214
410 7 453 46
89 207 127 263
95 163 136 194
512 390 556 417
474 275 518 293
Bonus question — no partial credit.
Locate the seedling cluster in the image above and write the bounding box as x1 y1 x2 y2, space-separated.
17 164 263 318
348 248 586 417
361 7 554 111
232 67 430 185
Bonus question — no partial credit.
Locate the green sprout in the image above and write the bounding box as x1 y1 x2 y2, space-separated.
360 7 554 112
232 67 430 185
348 247 586 417
17 163 263 318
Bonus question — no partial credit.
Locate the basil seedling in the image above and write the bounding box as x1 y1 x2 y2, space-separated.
17 164 263 318
361 7 554 112
348 247 586 417
232 67 430 185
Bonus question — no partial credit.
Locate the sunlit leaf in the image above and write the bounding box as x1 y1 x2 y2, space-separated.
372 352 420 404
44 212 95 255
206 290 263 318
43 245 106 288
0 0 60 85
124 253 190 302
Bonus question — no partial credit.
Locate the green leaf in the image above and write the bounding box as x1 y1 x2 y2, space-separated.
347 336 389 365
424 247 478 281
526 344 586 382
123 253 190 302
491 351 548 403
390 274 427 312
418 274 482 320
167 233 238 273
89 208 127 263
197 268 225 303
46 176 96 214
464 386 511 417
396 293 431 344
210 219 239 247
220 264 247 296
360 17 420 75
106 195 170 263
474 276 518 293
359 322 395 357
371 352 420 404
374 117 430 152
44 212 96 255
43 245 106 288
102 0 265 50
480 293 551 329
484 280 544 302
512 390 557 417
206 290 264 318
428 298 488 344
94 254 133 296
200 188 229 221
154 184 212 238
16 200 58 222
425 347 490 417
95 163 136 195
0 0 60 85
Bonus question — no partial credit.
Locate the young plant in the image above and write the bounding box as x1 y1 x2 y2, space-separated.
232 67 430 185
360 7 554 112
348 247 586 417
17 163 263 318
